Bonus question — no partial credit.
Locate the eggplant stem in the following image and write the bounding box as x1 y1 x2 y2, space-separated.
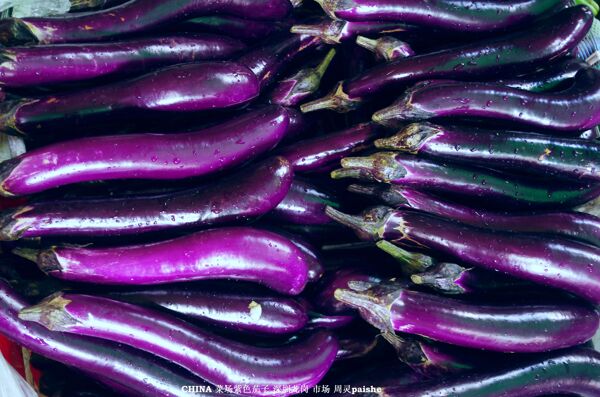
376 240 434 273
18 293 78 332
290 24 324 37
315 48 337 78
347 184 377 197
334 288 393 332
11 247 39 263
300 81 361 113
355 36 379 53
325 206 377 237
330 167 374 181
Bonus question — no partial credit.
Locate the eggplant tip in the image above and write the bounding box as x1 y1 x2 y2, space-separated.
19 293 78 332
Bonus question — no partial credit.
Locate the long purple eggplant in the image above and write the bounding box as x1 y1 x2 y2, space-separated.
0 61 260 137
0 34 245 88
0 0 297 45
350 185 600 248
501 57 588 92
0 156 293 239
0 106 291 196
380 348 600 397
335 281 599 352
314 0 598 30
178 16 291 41
355 36 415 62
269 178 340 225
375 122 600 181
326 206 600 303
15 227 312 295
111 286 308 335
373 68 600 132
332 152 600 209
0 279 203 397
291 19 414 45
278 123 378 172
301 6 592 113
269 49 336 107
20 293 339 396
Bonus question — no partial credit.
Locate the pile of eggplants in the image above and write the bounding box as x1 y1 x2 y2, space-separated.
0 0 599 396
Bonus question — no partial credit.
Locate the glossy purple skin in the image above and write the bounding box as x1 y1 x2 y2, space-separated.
307 314 355 329
0 34 245 88
1 0 294 45
113 287 308 335
291 19 414 45
383 348 600 397
338 6 592 105
30 227 311 295
0 61 260 136
0 156 293 239
269 178 337 225
265 228 324 282
374 68 600 132
178 16 291 41
315 269 381 315
317 0 567 31
19 293 339 396
0 280 202 397
353 185 600 247
278 123 377 172
0 106 290 196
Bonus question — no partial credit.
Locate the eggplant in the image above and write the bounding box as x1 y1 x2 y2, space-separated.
269 48 336 107
373 68 600 133
380 348 600 397
0 0 297 45
501 57 588 92
269 177 340 225
0 156 293 239
0 279 203 397
111 286 308 335
314 269 382 315
19 293 339 396
177 16 291 41
355 36 415 62
291 19 414 45
0 34 245 88
307 314 355 329
301 6 593 113
326 206 600 303
335 335 379 360
271 230 324 283
375 122 600 181
0 106 291 196
332 152 600 209
0 61 260 137
335 281 599 352
278 123 378 172
15 227 313 295
314 0 598 30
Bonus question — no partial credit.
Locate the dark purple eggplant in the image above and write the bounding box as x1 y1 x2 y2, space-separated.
335 281 599 352
348 185 600 247
0 156 293 239
307 314 355 329
0 279 204 397
291 19 414 45
373 68 600 133
314 0 597 31
326 206 600 303
0 0 297 45
501 57 589 92
278 123 378 172
332 152 600 209
356 36 415 61
301 6 592 113
0 34 245 88
177 16 291 41
19 293 339 396
269 48 336 107
335 334 379 360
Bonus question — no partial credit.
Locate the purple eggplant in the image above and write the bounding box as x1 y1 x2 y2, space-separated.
355 36 415 62
0 156 293 239
19 293 339 396
375 122 600 181
271 230 324 283
269 48 336 107
0 34 245 88
0 61 260 137
501 57 588 92
111 286 308 335
380 348 600 397
291 19 415 45
0 279 204 397
0 106 291 196
332 152 600 209
307 314 355 329
314 0 598 30
278 123 378 173
373 68 600 132
314 269 382 315
326 206 600 303
335 281 599 352
269 178 339 225
15 227 313 295
0 0 297 45
177 16 291 41
301 6 593 113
